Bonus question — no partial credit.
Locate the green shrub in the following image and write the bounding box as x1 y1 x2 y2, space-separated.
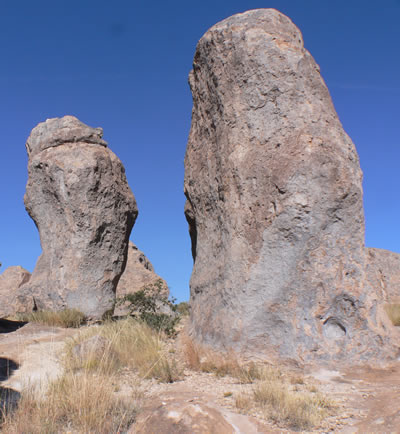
116 279 179 336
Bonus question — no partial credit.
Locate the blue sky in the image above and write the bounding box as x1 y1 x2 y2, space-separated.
0 0 399 302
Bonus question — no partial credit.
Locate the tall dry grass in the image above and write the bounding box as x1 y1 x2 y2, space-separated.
66 318 180 382
1 372 138 434
1 318 179 433
17 308 86 328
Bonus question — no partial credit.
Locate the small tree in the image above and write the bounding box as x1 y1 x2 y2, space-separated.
116 279 179 336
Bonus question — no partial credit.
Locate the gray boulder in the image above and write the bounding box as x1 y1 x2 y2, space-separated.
184 9 399 363
18 116 137 320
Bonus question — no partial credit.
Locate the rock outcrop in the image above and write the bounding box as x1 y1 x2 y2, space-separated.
0 266 31 317
366 248 400 303
184 9 399 363
17 116 137 320
114 241 169 316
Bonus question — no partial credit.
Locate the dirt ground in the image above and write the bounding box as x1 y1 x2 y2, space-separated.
0 319 399 433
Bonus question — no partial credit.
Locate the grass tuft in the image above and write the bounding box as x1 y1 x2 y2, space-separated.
253 376 333 430
1 372 138 433
66 317 180 382
18 309 86 328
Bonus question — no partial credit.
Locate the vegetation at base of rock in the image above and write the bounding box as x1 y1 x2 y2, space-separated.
385 304 400 326
17 308 86 328
116 279 180 336
184 334 333 430
66 317 180 382
183 335 264 383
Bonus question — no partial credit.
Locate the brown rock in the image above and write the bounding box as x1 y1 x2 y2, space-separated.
114 241 169 316
17 116 137 320
184 9 399 363
132 401 236 434
0 266 31 317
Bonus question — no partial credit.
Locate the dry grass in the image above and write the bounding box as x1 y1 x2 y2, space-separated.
1 317 179 433
183 337 332 430
253 379 332 430
1 372 138 433
233 367 334 430
183 335 263 383
18 308 86 328
66 317 180 382
385 304 400 326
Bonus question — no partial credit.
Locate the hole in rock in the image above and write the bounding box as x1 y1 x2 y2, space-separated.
323 317 346 339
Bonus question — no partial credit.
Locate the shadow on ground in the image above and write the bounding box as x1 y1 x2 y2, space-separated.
0 356 21 416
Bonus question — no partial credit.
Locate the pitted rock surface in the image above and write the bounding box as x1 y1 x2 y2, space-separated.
184 9 399 363
114 241 169 316
17 116 137 320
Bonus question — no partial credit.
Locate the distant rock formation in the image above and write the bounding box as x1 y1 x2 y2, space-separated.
0 266 31 317
17 116 137 320
184 9 400 363
114 241 169 316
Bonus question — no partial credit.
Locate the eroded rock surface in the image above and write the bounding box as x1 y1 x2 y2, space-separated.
0 267 31 317
184 9 399 363
114 241 169 316
17 116 137 319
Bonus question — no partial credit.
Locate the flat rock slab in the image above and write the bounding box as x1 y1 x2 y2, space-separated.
0 322 77 396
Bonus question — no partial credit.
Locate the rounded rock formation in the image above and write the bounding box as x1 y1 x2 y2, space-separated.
18 116 137 320
184 9 399 363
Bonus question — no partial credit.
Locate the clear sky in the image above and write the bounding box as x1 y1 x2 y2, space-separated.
0 0 399 302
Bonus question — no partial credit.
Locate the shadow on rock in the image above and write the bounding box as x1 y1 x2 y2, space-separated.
0 318 27 334
0 357 19 381
0 386 21 415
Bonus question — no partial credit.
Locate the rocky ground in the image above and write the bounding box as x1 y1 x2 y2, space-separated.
0 318 399 433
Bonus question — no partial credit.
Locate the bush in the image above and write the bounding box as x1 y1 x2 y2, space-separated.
116 279 180 336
